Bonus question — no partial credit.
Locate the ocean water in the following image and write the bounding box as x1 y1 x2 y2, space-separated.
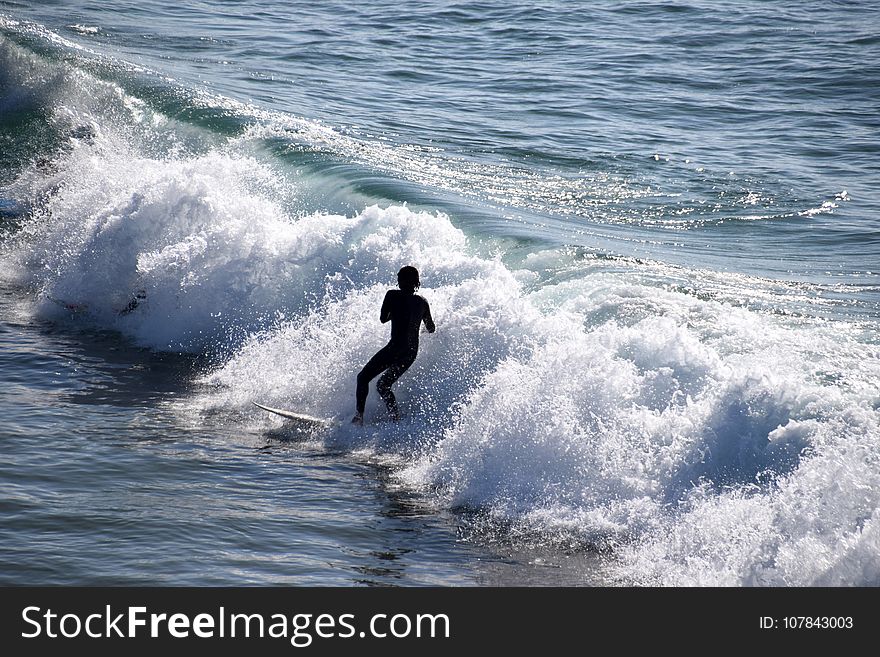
0 0 878 586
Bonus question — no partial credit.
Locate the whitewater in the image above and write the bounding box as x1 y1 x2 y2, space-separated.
1 1 878 586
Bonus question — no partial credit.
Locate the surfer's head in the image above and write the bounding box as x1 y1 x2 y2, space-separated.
397 266 420 293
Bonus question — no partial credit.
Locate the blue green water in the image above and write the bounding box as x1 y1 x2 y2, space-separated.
1 1 878 585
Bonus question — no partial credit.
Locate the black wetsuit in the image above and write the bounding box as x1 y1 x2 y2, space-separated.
356 289 435 416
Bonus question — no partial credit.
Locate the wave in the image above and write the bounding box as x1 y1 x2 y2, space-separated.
2 19 879 586
196 215 879 585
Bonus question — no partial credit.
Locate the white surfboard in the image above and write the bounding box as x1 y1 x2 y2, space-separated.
252 402 335 427
45 295 89 314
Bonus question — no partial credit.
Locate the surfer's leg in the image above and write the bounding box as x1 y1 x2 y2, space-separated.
356 346 395 415
376 352 416 419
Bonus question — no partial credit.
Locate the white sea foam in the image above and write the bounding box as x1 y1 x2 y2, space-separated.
191 208 879 586
3 28 879 586
7 115 880 586
400 277 879 549
67 24 100 35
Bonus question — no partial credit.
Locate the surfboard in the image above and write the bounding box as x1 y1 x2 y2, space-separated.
252 402 335 427
45 295 89 314
45 291 146 315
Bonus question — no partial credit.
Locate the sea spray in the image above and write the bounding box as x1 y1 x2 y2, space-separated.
7 102 879 584
3 12 879 588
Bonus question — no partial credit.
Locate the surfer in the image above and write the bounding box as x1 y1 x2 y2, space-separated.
352 266 435 426
118 289 146 315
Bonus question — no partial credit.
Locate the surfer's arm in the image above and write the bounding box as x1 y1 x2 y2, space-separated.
423 301 436 333
380 290 393 323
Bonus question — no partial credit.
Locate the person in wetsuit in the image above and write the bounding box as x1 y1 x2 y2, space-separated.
353 266 435 425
